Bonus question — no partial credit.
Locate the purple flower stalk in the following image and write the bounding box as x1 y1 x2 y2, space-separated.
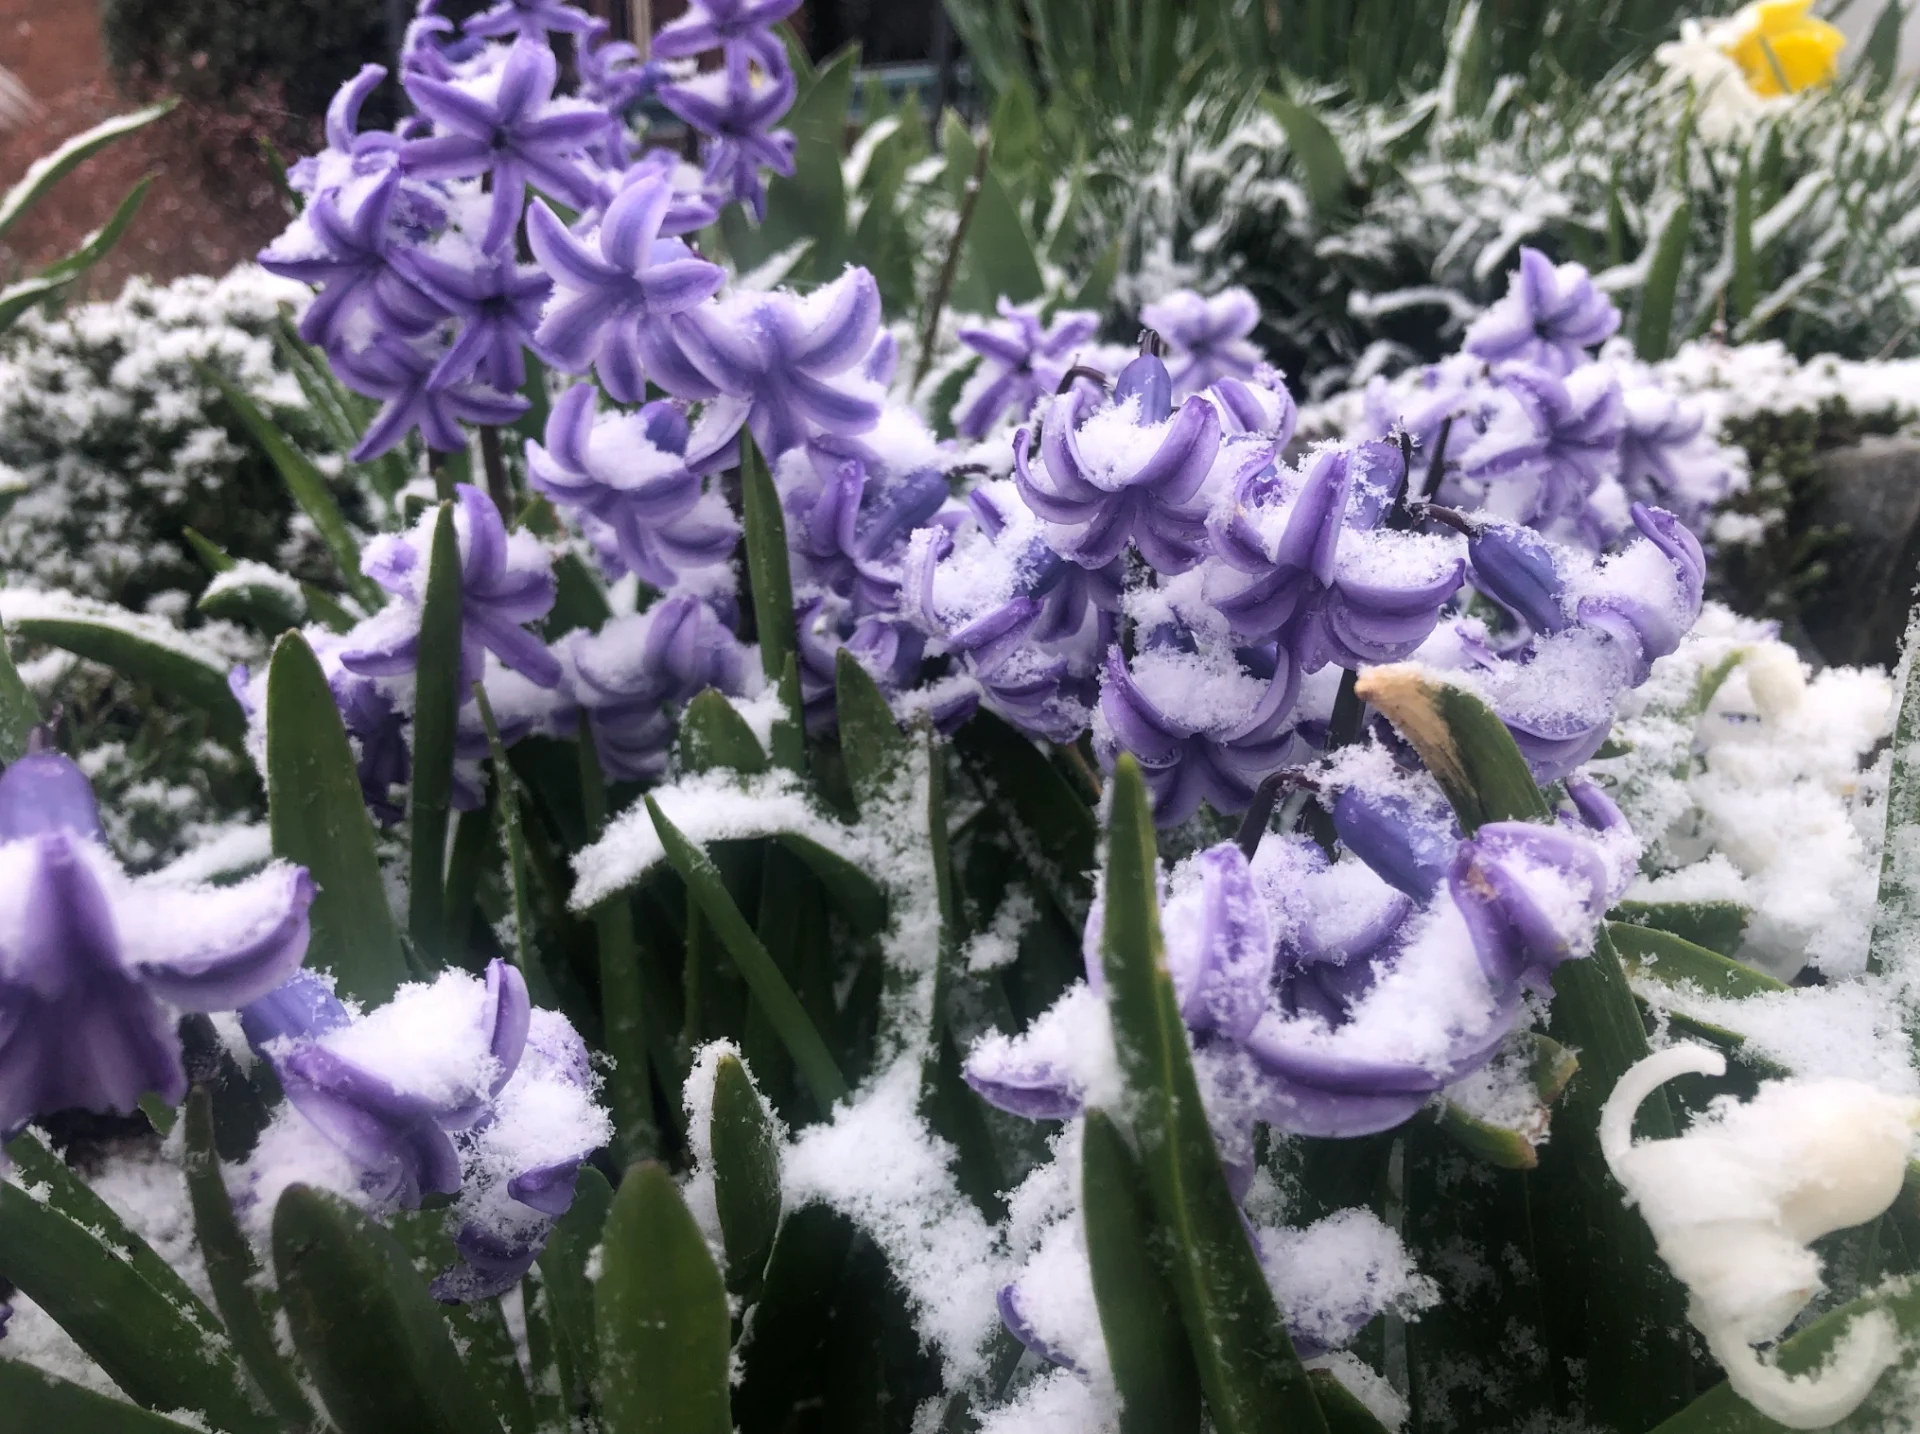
1138 288 1265 396
1465 246 1622 376
527 383 742 589
674 267 884 457
401 38 609 253
347 483 562 690
1013 351 1225 574
951 302 1100 440
527 176 728 403
0 754 314 1136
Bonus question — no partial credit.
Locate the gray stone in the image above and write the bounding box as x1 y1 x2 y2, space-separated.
1800 435 1920 669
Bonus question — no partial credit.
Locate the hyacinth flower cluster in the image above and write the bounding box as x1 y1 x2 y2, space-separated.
237 961 609 1301
1353 247 1746 545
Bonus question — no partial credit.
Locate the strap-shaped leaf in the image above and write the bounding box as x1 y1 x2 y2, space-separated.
0 271 65 333
36 174 151 287
272 1184 505 1434
1730 152 1758 324
951 164 1045 313
203 367 384 611
732 1205 856 1432
1610 921 1787 998
711 1052 783 1297
1612 898 1749 958
1101 755 1329 1434
749 45 857 282
679 687 770 775
0 618 38 762
1083 1107 1203 1434
0 102 173 241
182 1090 318 1429
2 594 246 744
1871 606 1920 974
535 1166 613 1417
0 1362 210 1433
5 1129 220 1336
473 681 546 1001
835 647 908 813
740 437 797 694
0 1180 271 1431
1308 1370 1396 1434
595 1163 733 1434
953 710 1097 922
1358 666 1693 1427
267 630 409 1002
198 565 308 635
408 501 462 959
1262 93 1351 218
648 796 849 1109
1636 194 1693 362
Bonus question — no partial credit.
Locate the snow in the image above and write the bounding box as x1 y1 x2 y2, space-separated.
1259 1209 1439 1351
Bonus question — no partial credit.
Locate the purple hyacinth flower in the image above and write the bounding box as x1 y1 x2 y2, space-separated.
657 63 797 221
1205 442 1466 670
950 301 1100 440
1452 364 1624 535
527 383 742 588
1448 822 1611 988
239 970 350 1051
1139 287 1265 396
1465 247 1621 376
0 755 315 1135
653 0 801 84
288 64 401 196
591 150 724 237
260 168 443 350
1570 502 1706 685
401 38 609 253
783 435 950 615
347 484 561 690
463 0 599 39
1614 371 1740 528
1466 518 1572 636
389 247 551 393
1096 640 1301 826
674 268 884 457
1013 352 1223 573
527 178 727 403
577 21 664 113
565 597 752 780
331 334 529 460
1330 780 1459 901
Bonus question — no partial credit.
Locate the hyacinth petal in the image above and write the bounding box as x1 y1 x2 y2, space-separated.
0 753 104 841
1097 650 1189 767
470 610 564 688
527 199 618 290
787 369 882 435
961 1045 1082 1119
1449 822 1610 988
278 1045 465 1201
508 1159 585 1215
789 268 881 372
134 867 317 1011
1331 787 1456 899
1128 396 1221 505
494 38 557 122
240 970 351 1050
1176 845 1273 1041
544 382 599 472
635 257 728 313
482 959 531 1097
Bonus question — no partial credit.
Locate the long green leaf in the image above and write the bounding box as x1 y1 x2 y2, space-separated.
739 438 800 740
273 1184 506 1434
409 501 462 959
203 367 383 611
1101 755 1328 1434
731 1205 856 1432
473 681 544 1001
711 1052 784 1297
1083 1108 1203 1434
752 46 858 282
953 711 1098 923
835 647 908 813
595 1163 733 1434
0 1362 210 1434
647 797 849 1110
1263 93 1352 219
1730 153 1757 326
182 1091 319 1430
266 630 409 1002
535 1166 613 1417
36 174 151 286
1609 921 1787 998
678 688 770 775
0 619 38 761
1611 898 1749 958
951 165 1045 315
0 102 173 242
1636 196 1693 361
5 601 245 744
1870 605 1920 975
0 1182 270 1431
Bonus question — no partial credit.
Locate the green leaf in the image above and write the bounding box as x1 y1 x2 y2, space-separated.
776 830 888 934
0 271 65 333
0 1181 270 1431
0 102 174 242
1730 152 1757 326
1871 606 1920 975
1612 898 1750 958
711 1052 783 1297
951 165 1045 315
1609 920 1787 998
198 567 307 635
772 651 806 775
0 1363 211 1433
954 711 1098 923
1082 1108 1203 1434
1308 1369 1396 1434
1262 93 1351 219
647 797 849 1110
1434 1101 1543 1170
535 1166 613 1416
266 630 409 1003
35 173 151 285
595 1163 733 1434
409 501 463 960
752 46 858 283
1100 755 1329 1434
731 1205 856 1432
678 688 770 775
835 646 908 812
182 1090 319 1429
0 619 39 761
4 1129 221 1336
1636 195 1692 361
273 1184 506 1434
473 681 545 1002
1072 239 1121 315
202 366 383 611
1353 666 1548 831
1852 0 1906 96
740 438 799 698
5 599 246 744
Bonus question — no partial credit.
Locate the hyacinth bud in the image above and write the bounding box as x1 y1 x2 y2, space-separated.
0 751 103 841
1468 520 1570 635
1447 821 1611 988
1113 351 1175 425
1330 783 1457 899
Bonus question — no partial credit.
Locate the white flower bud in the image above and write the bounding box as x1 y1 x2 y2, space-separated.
1602 1044 1920 1428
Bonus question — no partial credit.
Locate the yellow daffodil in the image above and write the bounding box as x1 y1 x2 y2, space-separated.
1719 0 1847 96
